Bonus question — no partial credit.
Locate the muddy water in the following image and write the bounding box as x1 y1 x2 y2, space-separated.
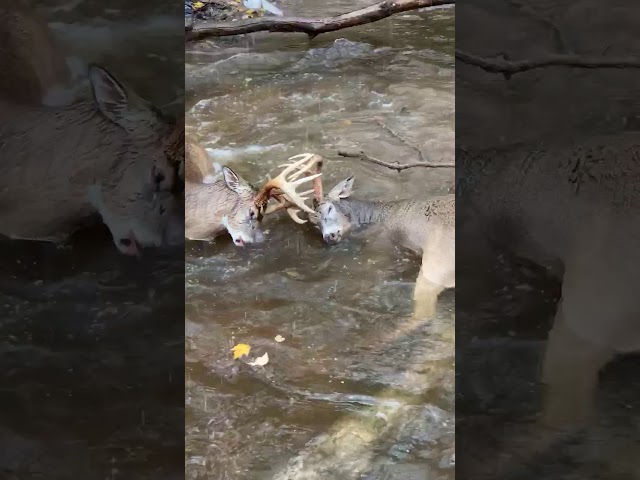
0 2 184 479
186 4 455 479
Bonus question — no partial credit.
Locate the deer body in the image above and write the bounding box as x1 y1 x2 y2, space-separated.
314 177 455 317
0 66 184 255
457 133 640 426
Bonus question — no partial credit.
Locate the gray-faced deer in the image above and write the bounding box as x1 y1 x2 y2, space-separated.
0 64 184 255
185 147 322 246
457 134 640 431
309 172 455 318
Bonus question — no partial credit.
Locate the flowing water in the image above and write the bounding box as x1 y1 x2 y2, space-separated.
185 3 455 479
0 2 184 479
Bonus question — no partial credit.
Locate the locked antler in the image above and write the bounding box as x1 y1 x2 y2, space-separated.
255 153 323 223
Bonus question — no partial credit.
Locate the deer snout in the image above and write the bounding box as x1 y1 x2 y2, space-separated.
323 231 341 244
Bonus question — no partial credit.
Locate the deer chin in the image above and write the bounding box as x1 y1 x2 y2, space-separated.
88 186 183 255
117 231 141 256
108 222 165 255
322 231 343 245
222 216 263 247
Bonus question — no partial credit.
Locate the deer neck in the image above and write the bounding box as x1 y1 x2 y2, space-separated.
338 199 390 227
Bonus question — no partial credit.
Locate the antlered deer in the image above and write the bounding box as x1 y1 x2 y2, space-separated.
185 147 322 246
0 65 184 255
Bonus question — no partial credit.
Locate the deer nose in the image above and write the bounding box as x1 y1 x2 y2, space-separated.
324 232 339 243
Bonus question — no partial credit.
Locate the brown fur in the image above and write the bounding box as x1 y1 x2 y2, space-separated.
185 140 209 183
0 4 73 105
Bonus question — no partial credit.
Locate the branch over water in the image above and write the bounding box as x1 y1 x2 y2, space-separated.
456 50 640 78
186 0 455 41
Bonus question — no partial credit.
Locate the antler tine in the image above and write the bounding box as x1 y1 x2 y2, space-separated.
277 153 317 176
255 153 324 215
288 153 322 180
286 208 306 224
262 197 308 224
266 159 322 214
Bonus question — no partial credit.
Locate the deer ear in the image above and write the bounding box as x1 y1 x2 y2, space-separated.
89 65 130 125
222 167 252 195
89 64 160 133
222 167 241 192
328 175 355 200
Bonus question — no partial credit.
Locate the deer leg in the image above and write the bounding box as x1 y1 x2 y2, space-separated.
541 303 616 428
413 270 444 319
413 227 455 319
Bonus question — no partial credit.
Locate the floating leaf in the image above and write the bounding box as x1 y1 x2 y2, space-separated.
247 352 269 366
231 343 251 359
274 335 285 343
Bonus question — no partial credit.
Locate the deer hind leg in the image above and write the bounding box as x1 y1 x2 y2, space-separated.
413 228 455 319
541 304 616 428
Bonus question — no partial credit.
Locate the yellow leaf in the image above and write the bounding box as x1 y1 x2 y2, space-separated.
246 9 255 15
193 1 204 7
247 352 269 366
274 335 285 343
231 343 251 359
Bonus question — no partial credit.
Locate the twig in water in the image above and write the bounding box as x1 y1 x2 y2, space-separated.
337 150 454 172
375 119 427 162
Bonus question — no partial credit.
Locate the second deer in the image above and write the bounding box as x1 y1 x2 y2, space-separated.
306 164 455 318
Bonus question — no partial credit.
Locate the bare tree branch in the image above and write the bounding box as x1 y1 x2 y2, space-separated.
456 49 640 78
186 0 455 41
338 150 454 172
374 119 427 163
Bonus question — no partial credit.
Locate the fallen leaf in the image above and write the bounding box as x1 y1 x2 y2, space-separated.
247 352 269 366
274 335 285 343
193 1 204 7
231 343 251 359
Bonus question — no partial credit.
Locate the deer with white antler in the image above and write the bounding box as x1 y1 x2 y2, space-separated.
185 145 322 246
283 156 455 318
